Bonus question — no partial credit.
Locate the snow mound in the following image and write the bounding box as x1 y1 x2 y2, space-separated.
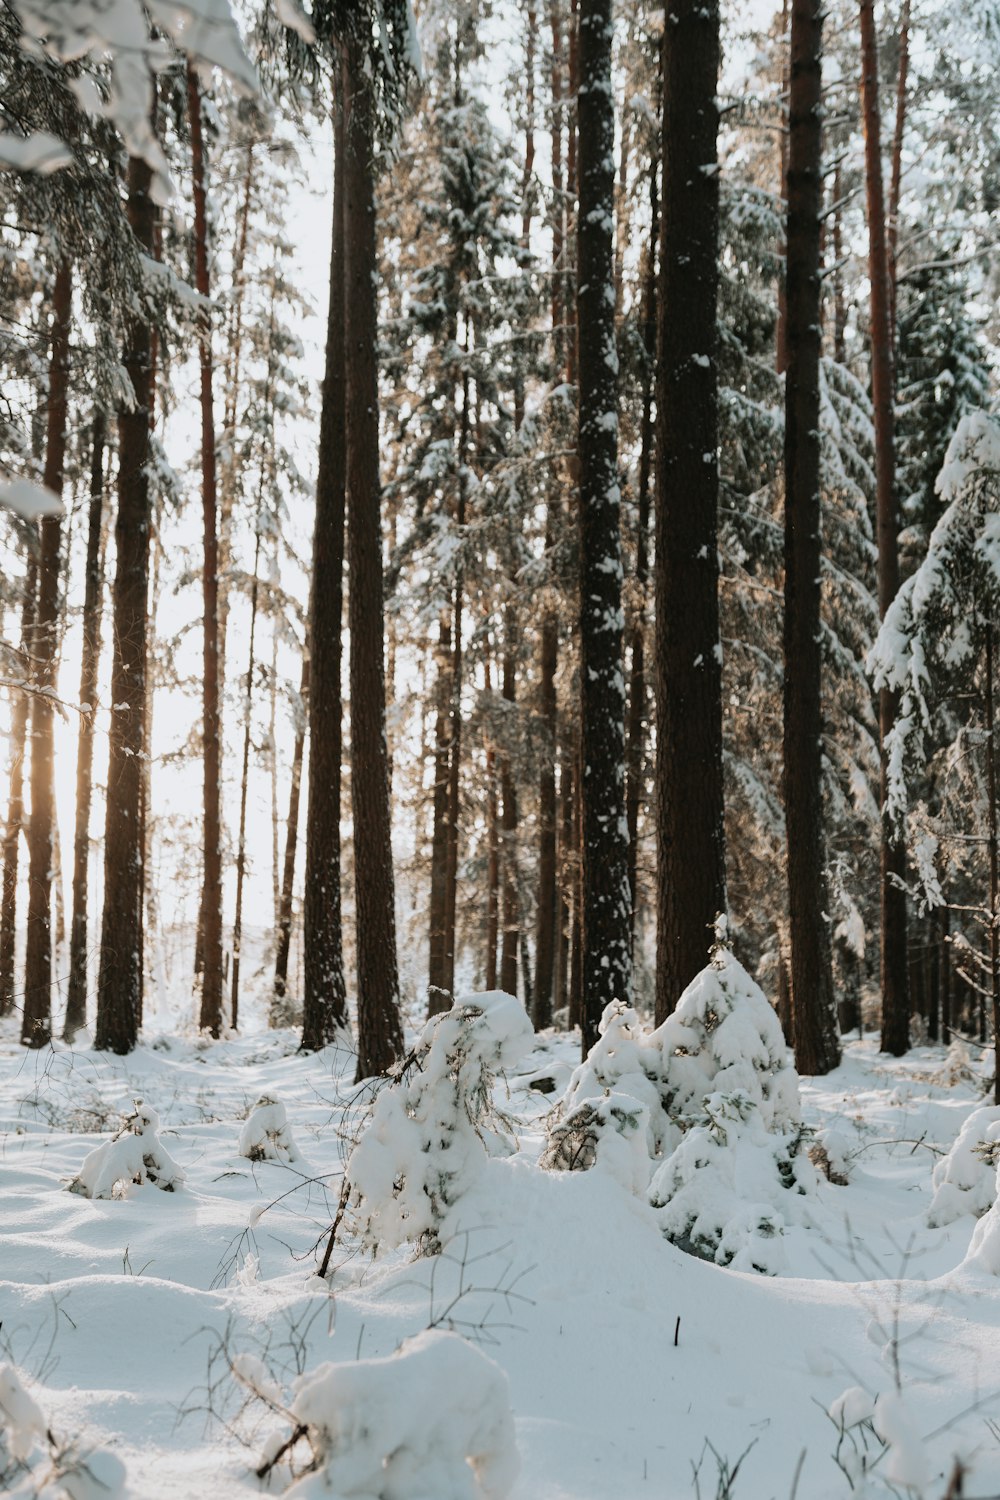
648 1092 816 1276
67 1100 184 1199
345 991 533 1253
239 1095 301 1164
927 1105 1000 1226
282 1329 518 1499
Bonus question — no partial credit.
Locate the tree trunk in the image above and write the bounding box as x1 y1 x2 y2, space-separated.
230 526 261 1032
499 645 519 998
64 413 106 1040
775 0 790 374
1 553 37 1017
442 371 468 1003
344 29 404 1080
655 0 727 1021
555 743 573 1015
887 0 910 350
427 613 452 1011
22 260 71 1048
860 0 909 1055
273 649 309 1020
578 0 632 1054
831 161 847 364
188 63 225 1038
96 156 155 1055
626 154 658 949
301 88 350 1052
782 0 841 1075
986 622 1000 1103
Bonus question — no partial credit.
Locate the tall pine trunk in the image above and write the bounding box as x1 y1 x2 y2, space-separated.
96 157 155 1054
1 554 37 1017
188 63 225 1038
344 28 403 1079
273 649 309 1021
782 0 841 1075
500 643 519 997
578 0 632 1052
22 260 72 1047
655 0 727 1020
302 85 350 1051
859 0 909 1055
64 414 106 1040
887 0 910 349
427 614 452 1012
230 526 261 1031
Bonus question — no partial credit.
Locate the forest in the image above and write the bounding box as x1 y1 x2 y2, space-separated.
2 0 1000 1497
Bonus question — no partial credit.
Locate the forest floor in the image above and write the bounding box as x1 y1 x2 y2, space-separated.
1 1005 1000 1499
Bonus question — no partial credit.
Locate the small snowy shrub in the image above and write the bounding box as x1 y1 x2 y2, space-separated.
827 1384 933 1495
927 1105 1000 1226
539 1092 650 1194
0 1363 126 1499
67 1100 184 1200
239 1095 301 1164
963 1163 1000 1274
807 1128 852 1185
344 991 533 1253
934 1036 979 1087
648 1092 816 1276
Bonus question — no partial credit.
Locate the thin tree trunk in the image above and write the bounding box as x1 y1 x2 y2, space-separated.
231 526 261 1031
831 161 847 363
887 0 910 351
776 0 790 374
656 0 727 1020
344 29 404 1079
555 743 573 1014
64 414 106 1040
578 0 632 1053
22 260 71 1048
940 903 951 1037
427 614 452 1011
500 644 519 997
626 154 658 948
986 622 1000 1103
188 63 225 1038
97 157 155 1053
860 0 909 1055
273 649 309 1020
782 0 841 1075
486 744 499 990
301 91 350 1052
1 553 37 1017
442 372 468 1003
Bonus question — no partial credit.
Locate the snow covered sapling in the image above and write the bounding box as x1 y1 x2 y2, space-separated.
539 1093 651 1195
67 1100 184 1199
233 1329 519 1499
343 992 533 1254
239 1095 301 1165
927 1105 1000 1226
0 1362 126 1498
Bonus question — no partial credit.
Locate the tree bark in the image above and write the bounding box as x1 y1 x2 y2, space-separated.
1 552 37 1018
427 613 452 1011
96 156 155 1055
301 86 351 1052
986 622 1000 1104
230 526 261 1032
273 649 309 1019
578 0 632 1053
887 0 910 351
344 27 404 1079
859 0 909 1055
500 645 519 998
782 0 841 1076
64 414 106 1040
655 0 727 1021
22 260 71 1048
188 63 225 1038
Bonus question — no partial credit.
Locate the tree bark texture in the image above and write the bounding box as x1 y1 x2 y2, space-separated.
96 157 155 1054
577 0 632 1053
188 63 225 1038
22 260 71 1048
1 553 37 1018
230 527 261 1031
782 0 841 1076
859 0 909 1055
655 0 727 1021
344 29 404 1079
500 645 519 998
273 649 309 1019
64 414 106 1040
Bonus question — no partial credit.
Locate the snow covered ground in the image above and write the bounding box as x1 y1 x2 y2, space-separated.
2 998 1000 1499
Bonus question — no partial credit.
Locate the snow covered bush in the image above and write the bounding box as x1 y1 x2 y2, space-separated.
67 1100 184 1199
344 991 533 1254
545 949 813 1272
963 1163 1000 1274
239 1095 301 1165
648 1091 816 1276
929 1106 1000 1226
238 1330 519 1500
0 1363 126 1498
827 1384 934 1495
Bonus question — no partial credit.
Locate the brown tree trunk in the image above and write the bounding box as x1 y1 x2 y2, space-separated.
782 0 841 1075
188 63 225 1038
22 260 71 1048
344 29 404 1079
578 0 632 1052
776 0 790 374
96 158 155 1054
442 375 468 1003
273 649 309 1020
887 0 910 351
831 161 847 364
64 414 106 1040
860 0 909 1055
230 526 261 1032
302 90 350 1052
484 655 499 989
986 622 1000 1103
500 644 519 997
555 744 573 1015
0 554 37 1017
655 0 727 1020
427 614 452 1011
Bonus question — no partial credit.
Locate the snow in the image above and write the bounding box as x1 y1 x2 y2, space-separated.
3 1009 1000 1499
